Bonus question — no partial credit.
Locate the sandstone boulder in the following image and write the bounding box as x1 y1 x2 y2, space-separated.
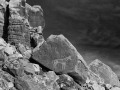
32 34 89 84
89 59 120 87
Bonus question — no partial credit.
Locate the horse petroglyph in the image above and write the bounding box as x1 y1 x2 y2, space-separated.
53 56 72 70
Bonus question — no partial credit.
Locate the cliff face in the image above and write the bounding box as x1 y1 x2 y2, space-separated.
0 0 119 90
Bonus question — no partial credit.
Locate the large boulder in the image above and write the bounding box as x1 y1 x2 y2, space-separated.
89 59 120 87
32 34 89 84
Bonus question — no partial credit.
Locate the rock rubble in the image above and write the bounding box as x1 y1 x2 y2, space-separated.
0 0 119 90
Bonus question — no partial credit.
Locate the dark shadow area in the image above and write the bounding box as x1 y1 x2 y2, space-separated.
29 57 52 72
68 72 86 85
30 38 37 48
2 5 9 42
2 67 16 77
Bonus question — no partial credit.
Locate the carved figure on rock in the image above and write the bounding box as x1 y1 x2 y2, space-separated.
53 56 72 70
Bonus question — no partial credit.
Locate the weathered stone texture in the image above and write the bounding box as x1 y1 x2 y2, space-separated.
89 59 120 87
32 34 89 84
9 0 26 18
26 3 45 28
8 0 30 47
57 74 82 90
0 0 7 37
15 71 60 90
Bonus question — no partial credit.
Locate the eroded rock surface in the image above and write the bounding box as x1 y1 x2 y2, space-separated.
32 34 89 84
89 59 120 87
8 0 30 47
26 3 45 28
0 0 7 37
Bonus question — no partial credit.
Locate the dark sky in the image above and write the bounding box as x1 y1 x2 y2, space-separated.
27 0 120 78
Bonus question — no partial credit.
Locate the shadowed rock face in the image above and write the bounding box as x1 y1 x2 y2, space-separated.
89 59 120 87
0 0 7 37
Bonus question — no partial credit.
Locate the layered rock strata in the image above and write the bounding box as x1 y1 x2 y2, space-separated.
8 0 30 47
0 0 7 37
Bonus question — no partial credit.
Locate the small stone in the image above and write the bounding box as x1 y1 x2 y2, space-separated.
8 82 14 88
14 77 31 90
92 82 105 90
24 63 35 75
19 59 29 67
106 84 112 90
33 64 40 72
4 44 16 55
0 38 7 51
45 71 59 81
17 43 31 59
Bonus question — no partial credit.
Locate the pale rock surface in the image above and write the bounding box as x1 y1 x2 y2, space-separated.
89 59 120 87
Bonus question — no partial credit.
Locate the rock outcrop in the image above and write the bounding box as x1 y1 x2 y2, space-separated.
8 0 30 47
0 0 119 90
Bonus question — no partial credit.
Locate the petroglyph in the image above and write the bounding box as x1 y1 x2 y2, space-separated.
53 56 72 70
